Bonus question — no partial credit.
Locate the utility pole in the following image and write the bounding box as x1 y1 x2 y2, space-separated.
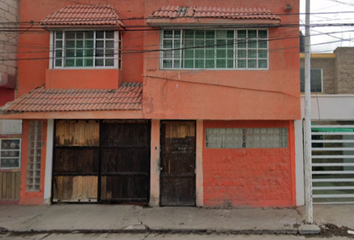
304 0 313 223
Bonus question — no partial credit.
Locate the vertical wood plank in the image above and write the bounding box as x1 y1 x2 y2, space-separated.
16 172 20 199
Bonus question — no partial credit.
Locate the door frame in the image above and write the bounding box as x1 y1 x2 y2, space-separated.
159 120 197 206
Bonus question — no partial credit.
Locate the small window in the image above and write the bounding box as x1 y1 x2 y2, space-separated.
53 31 121 69
205 128 288 149
0 138 21 169
161 29 268 70
300 68 323 93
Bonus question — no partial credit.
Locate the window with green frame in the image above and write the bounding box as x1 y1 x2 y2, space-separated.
161 29 268 69
53 30 121 68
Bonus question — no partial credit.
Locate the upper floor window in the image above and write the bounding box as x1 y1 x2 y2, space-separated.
52 30 121 69
161 29 268 70
300 68 323 93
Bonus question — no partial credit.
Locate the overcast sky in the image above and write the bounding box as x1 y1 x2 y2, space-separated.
299 0 354 52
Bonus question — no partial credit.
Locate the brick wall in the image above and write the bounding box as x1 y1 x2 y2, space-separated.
0 0 19 78
300 58 335 94
334 47 354 94
203 120 296 208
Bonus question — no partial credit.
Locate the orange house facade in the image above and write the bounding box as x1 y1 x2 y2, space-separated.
0 0 301 207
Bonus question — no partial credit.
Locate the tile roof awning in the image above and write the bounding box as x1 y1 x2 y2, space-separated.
1 82 142 113
40 4 125 29
147 6 281 26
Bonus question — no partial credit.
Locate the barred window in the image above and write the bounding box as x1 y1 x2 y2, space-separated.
53 31 121 69
0 139 21 169
206 128 288 149
161 29 268 69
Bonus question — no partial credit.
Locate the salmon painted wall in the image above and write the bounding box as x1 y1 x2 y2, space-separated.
203 120 296 207
0 88 15 106
143 0 300 120
19 120 47 205
18 0 145 97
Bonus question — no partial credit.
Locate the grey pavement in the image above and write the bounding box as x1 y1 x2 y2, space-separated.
0 204 352 236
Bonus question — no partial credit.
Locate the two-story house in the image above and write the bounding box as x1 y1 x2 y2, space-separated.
298 48 354 205
0 0 301 207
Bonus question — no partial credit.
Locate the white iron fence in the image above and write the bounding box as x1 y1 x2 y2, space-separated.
311 125 354 204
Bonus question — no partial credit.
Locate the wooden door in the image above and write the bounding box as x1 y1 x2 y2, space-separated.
53 120 99 202
160 121 196 206
100 121 150 203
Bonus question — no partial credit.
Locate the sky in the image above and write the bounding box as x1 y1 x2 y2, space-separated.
300 0 354 52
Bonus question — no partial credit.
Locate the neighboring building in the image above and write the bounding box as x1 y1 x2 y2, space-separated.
0 0 301 207
0 0 22 204
299 48 354 204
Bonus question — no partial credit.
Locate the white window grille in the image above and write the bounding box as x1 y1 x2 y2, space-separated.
52 30 121 69
0 138 21 169
205 128 288 149
161 29 268 70
27 121 43 192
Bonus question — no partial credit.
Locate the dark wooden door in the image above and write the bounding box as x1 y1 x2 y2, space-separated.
160 121 196 206
100 121 150 203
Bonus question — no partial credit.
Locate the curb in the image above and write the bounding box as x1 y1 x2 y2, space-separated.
0 227 320 235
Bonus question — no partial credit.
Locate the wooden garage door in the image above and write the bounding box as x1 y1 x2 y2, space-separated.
160 121 196 206
100 121 150 203
53 120 150 204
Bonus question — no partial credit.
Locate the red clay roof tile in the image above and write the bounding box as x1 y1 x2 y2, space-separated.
149 6 280 20
40 4 124 28
1 82 142 113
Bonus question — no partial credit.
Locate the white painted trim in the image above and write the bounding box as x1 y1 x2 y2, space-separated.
49 33 54 69
196 120 204 207
44 119 54 205
0 138 22 170
295 120 305 206
149 120 160 206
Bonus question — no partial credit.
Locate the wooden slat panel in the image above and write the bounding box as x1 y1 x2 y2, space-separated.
0 171 20 201
55 120 99 147
53 176 97 202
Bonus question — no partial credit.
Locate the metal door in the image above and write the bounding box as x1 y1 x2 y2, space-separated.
100 120 150 203
160 121 196 206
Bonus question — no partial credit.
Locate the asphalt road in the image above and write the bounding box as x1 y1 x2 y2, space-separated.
0 233 353 240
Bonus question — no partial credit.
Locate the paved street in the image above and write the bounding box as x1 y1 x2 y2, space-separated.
0 233 353 240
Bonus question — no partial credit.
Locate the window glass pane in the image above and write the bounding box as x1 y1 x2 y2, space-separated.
195 30 204 39
185 50 194 58
55 59 62 67
216 30 227 38
238 50 246 58
248 30 257 38
55 50 62 57
96 49 104 57
206 31 215 39
216 59 226 68
248 40 257 48
216 40 226 48
163 60 172 68
238 60 246 68
85 40 94 48
259 30 267 38
184 60 193 68
163 40 172 49
163 50 173 58
106 41 114 48
84 58 93 67
195 60 204 68
56 31 63 39
248 60 257 68
1 159 19 168
227 30 234 39
55 41 63 48
105 49 114 57
65 59 75 67
76 58 83 67
174 60 180 68
106 31 114 39
66 41 75 48
206 60 215 68
258 40 267 49
96 41 104 48
248 50 257 58
206 50 214 58
258 50 267 59
164 30 173 38
195 50 204 58
259 60 267 69
174 30 181 38
238 40 246 48
95 59 104 66
105 59 114 66
76 41 83 48
76 31 84 39
66 32 75 39
96 31 104 39
227 50 234 58
85 31 94 39
216 50 226 58
66 50 75 57
185 30 194 38
238 30 246 38
227 60 234 68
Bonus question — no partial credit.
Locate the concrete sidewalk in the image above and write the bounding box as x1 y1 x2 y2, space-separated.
0 204 350 235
